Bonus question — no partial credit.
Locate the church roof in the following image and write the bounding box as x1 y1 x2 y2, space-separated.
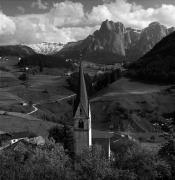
92 130 113 139
73 61 89 117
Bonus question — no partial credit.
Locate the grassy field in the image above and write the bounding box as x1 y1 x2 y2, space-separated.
0 57 174 145
0 114 58 137
91 78 175 133
0 56 71 136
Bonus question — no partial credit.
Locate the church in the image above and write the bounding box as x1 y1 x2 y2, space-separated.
73 61 113 158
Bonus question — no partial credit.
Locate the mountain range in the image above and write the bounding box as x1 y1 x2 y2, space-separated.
57 20 175 64
0 20 174 66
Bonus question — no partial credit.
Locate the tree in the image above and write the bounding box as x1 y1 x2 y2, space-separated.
18 73 28 81
39 59 43 72
48 125 74 156
159 139 175 178
112 139 171 180
150 135 155 142
67 72 93 97
75 145 115 180
0 140 74 180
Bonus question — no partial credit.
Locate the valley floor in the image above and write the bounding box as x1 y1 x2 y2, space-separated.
0 57 174 150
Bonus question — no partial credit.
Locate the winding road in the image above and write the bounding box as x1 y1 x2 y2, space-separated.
27 94 76 115
27 104 38 115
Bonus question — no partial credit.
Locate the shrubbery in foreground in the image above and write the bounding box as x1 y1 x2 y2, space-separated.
0 139 174 180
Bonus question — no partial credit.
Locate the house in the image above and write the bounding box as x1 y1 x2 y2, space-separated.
0 131 45 151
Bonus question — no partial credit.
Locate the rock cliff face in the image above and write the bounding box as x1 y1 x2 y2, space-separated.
58 20 174 64
126 22 170 60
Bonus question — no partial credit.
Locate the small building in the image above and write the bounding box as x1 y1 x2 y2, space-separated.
0 131 45 151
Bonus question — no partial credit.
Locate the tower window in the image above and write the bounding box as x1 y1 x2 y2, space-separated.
80 108 82 115
79 120 84 129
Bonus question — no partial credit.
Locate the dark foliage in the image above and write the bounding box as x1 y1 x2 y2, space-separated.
48 125 74 156
0 139 173 180
67 72 93 97
67 69 121 97
0 138 174 180
112 139 171 180
128 32 175 83
0 45 35 57
18 73 28 81
159 139 175 177
93 69 120 92
0 141 74 180
18 54 73 69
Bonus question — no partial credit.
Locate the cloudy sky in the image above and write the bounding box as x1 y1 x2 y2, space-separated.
0 0 175 45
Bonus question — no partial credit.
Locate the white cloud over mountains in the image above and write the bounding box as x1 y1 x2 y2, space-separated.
1 0 175 45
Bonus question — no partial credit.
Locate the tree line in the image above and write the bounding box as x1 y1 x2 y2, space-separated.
67 69 121 97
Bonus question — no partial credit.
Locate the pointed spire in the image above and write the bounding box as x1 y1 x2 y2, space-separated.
73 60 89 117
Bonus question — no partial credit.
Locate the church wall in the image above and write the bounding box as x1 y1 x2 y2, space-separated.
74 130 90 155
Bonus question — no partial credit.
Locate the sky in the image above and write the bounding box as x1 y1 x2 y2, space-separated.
0 0 175 45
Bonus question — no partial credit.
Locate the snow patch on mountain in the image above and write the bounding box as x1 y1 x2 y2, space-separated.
28 42 64 55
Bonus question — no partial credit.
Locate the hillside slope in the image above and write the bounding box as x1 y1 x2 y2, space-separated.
128 31 175 83
19 54 73 69
0 45 35 57
91 78 175 132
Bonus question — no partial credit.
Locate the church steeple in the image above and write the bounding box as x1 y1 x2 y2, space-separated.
73 60 92 155
73 61 89 118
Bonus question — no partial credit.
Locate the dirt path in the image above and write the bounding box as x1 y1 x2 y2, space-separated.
27 104 38 115
0 110 40 121
27 94 76 115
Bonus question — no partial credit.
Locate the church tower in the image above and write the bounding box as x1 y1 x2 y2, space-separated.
73 61 92 155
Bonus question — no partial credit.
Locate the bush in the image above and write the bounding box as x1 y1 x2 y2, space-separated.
0 139 173 180
112 139 171 180
0 140 74 180
67 69 121 97
48 125 74 156
150 135 155 142
159 139 175 178
18 73 28 81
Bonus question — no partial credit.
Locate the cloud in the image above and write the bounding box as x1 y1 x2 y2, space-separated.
48 1 85 27
31 0 48 10
86 0 154 28
86 0 175 28
1 0 175 45
0 12 16 36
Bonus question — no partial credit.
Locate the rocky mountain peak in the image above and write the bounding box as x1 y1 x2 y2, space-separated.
168 27 175 34
148 21 161 27
58 20 175 64
100 20 116 32
100 20 125 33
